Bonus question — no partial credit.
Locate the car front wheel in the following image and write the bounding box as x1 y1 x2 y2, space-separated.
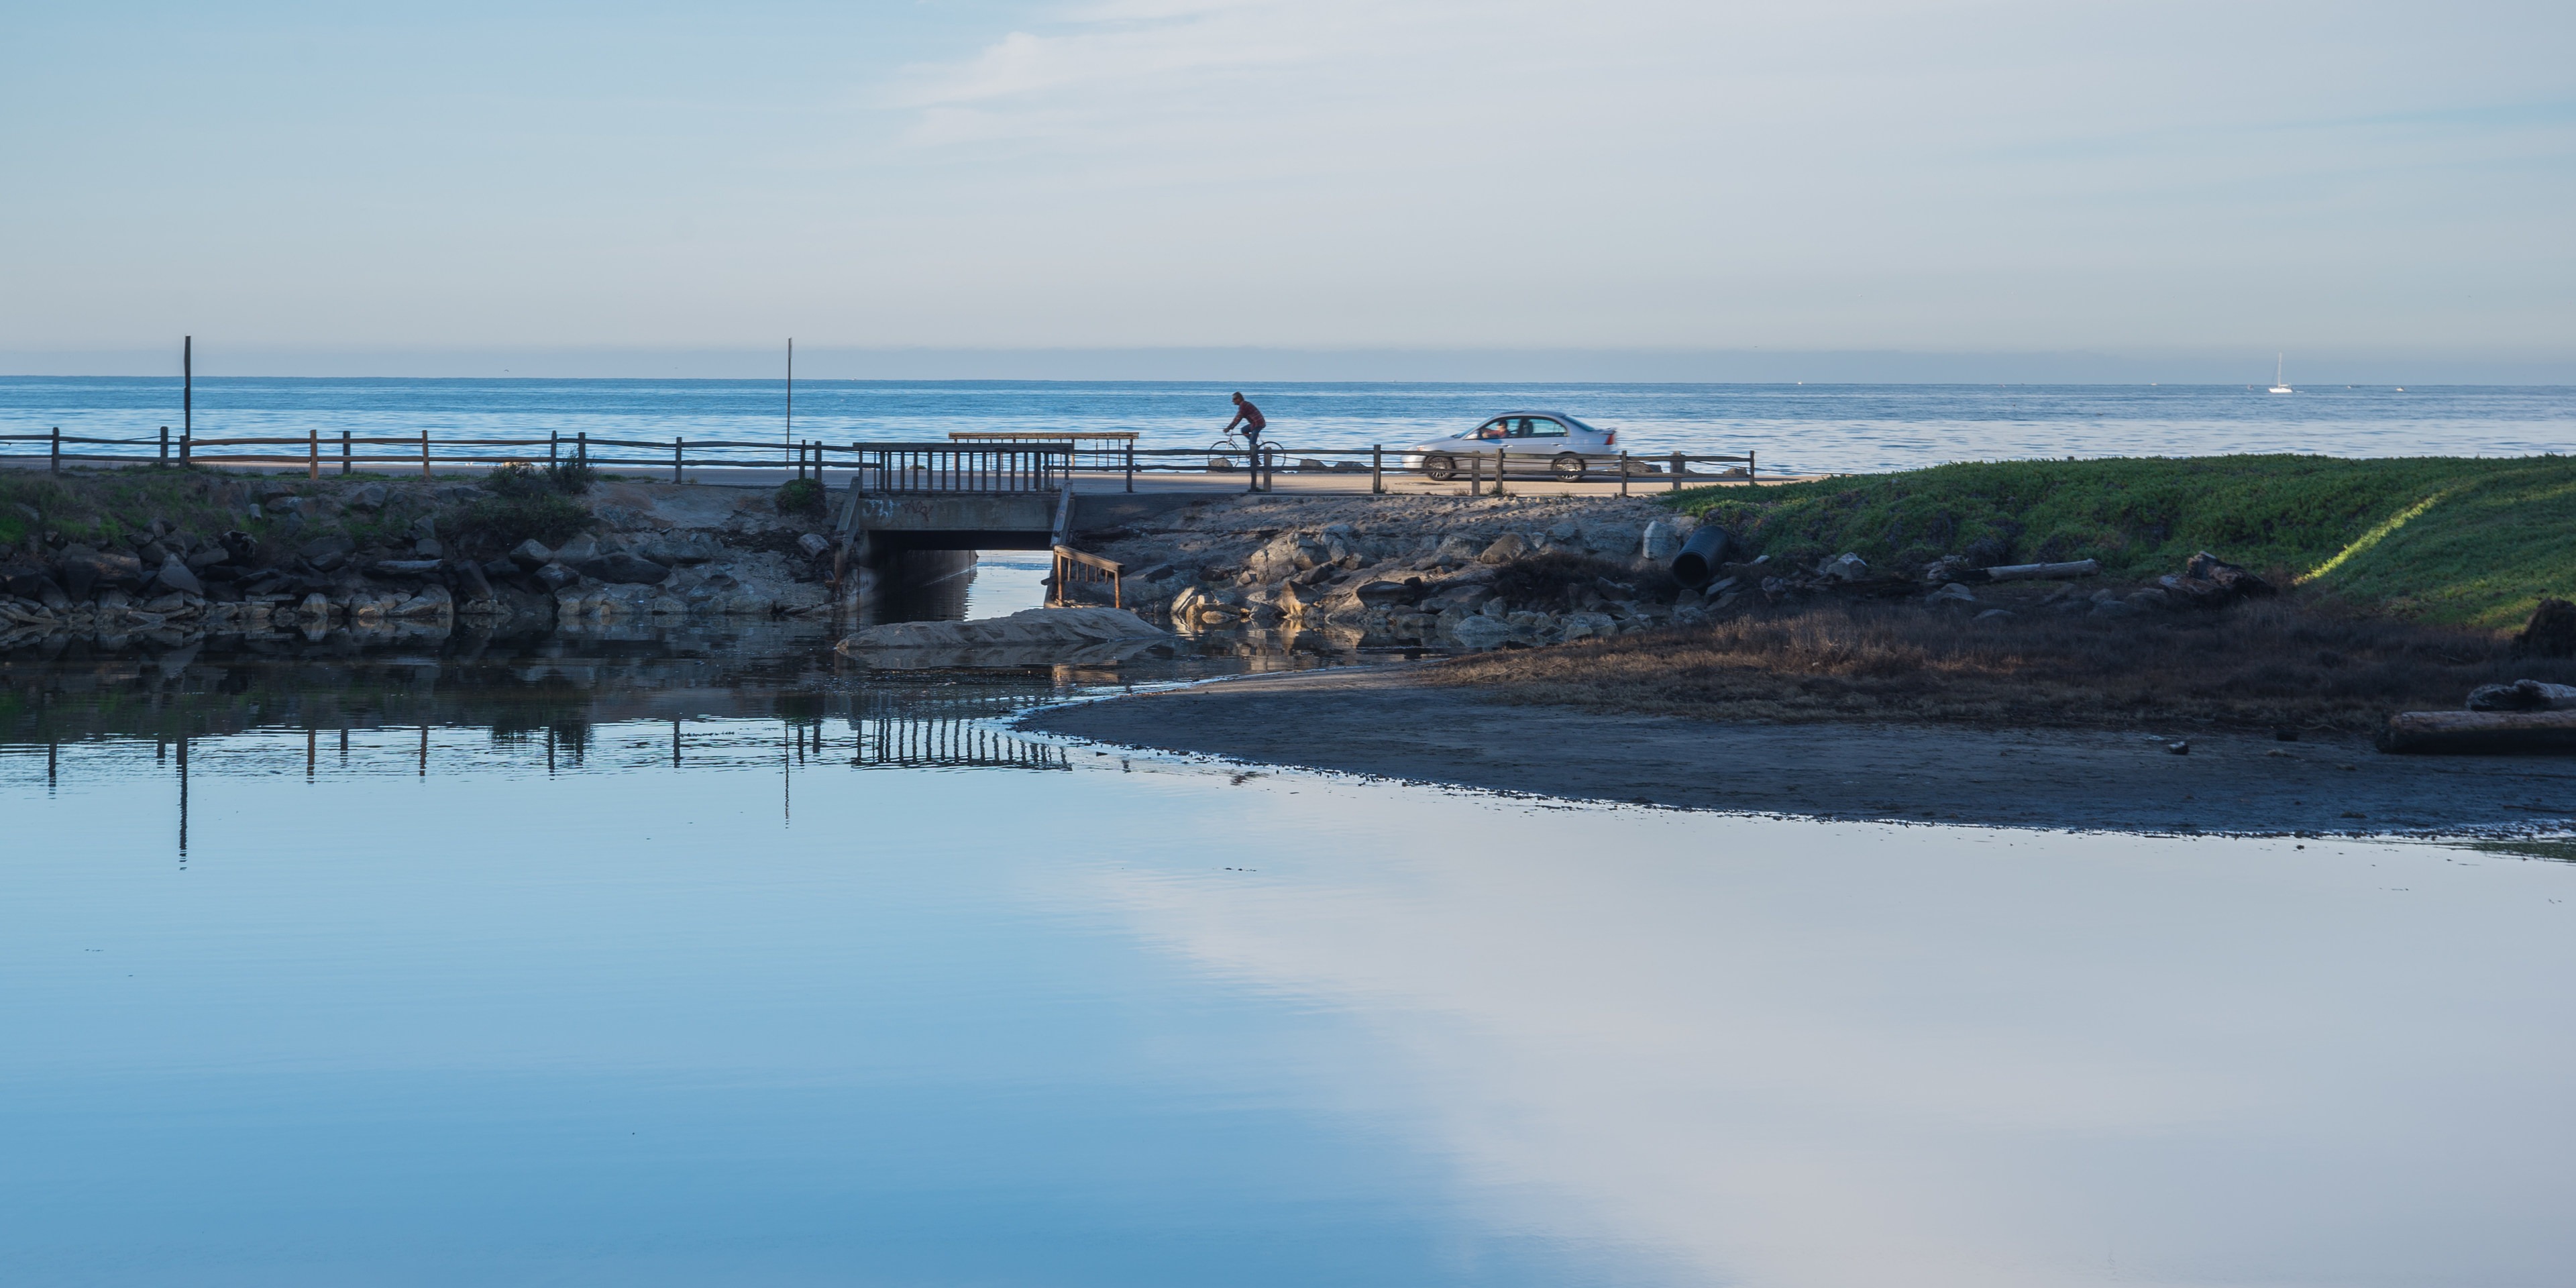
1551 453 1587 482
1421 453 1456 482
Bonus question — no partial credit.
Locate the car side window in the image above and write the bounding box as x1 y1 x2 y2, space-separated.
1527 418 1568 437
1507 418 1536 438
1474 419 1506 440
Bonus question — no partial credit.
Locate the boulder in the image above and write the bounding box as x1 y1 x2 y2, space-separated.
415 538 443 558
297 592 330 623
533 561 581 591
1817 552 1869 582
301 533 356 570
796 532 832 558
2512 598 2576 659
1477 533 1527 565
1557 610 1618 641
2467 679 2576 712
581 552 671 586
154 555 204 598
508 539 554 569
552 534 602 565
347 483 388 511
1926 582 1976 605
1353 580 1419 608
370 559 444 577
2157 551 2275 607
54 546 142 596
1640 520 1684 561
1450 614 1515 650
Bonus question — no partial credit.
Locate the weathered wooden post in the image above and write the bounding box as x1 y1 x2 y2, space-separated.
182 335 192 438
1493 448 1507 498
1747 449 1757 486
1372 445 1383 495
577 431 587 465
307 428 319 480
1124 441 1134 494
674 437 684 484
49 427 59 473
419 431 431 478
549 431 559 468
341 429 352 476
1619 450 1630 497
1469 451 1481 496
1669 451 1683 492
179 427 191 465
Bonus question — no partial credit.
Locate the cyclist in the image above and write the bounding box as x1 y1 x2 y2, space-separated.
1224 392 1267 492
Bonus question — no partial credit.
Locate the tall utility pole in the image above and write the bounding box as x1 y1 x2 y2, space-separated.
183 335 193 434
785 337 794 468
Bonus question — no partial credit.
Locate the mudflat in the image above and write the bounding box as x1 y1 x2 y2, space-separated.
1020 665 2576 835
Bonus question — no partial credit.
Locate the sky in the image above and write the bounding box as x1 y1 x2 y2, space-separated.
2 0 2571 380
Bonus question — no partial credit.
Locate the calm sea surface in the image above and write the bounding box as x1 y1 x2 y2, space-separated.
4 377 2571 475
6 558 2576 1285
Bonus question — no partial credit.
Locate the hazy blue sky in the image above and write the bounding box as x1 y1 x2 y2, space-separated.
3 1 2570 378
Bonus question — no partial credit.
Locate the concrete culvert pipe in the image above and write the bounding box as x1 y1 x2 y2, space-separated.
1670 526 1733 588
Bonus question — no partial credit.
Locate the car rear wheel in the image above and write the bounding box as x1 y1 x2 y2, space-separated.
1551 453 1587 482
1421 453 1457 482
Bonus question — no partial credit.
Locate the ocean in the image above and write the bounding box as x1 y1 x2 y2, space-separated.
3 376 2569 476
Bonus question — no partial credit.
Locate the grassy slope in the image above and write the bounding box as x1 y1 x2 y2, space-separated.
1674 455 2576 629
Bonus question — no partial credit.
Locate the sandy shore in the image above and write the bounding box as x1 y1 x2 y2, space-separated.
1019 665 2576 835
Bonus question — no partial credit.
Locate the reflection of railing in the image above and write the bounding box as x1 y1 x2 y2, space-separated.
1051 545 1123 608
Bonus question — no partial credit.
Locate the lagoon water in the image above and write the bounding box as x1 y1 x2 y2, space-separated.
5 376 2571 476
7 559 2576 1286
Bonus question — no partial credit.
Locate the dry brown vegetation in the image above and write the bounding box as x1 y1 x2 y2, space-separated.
1424 598 2576 734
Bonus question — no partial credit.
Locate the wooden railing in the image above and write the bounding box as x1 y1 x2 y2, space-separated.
1 427 1761 495
1051 545 1124 608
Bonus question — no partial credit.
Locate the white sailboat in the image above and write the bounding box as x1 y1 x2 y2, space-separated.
2269 354 2293 394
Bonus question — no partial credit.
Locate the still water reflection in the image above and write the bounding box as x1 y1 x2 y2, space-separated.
4 565 2575 1286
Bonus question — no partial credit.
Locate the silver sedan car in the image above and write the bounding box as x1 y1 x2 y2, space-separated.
1399 411 1625 481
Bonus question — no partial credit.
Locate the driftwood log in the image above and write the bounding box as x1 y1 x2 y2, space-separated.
1984 559 2102 582
2378 709 2576 754
2467 679 2576 712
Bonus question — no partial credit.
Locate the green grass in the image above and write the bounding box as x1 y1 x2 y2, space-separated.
1673 455 2576 629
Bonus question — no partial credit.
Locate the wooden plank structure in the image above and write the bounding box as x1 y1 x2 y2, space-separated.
1050 545 1124 608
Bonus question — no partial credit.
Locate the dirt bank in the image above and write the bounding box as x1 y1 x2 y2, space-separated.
1019 666 2576 835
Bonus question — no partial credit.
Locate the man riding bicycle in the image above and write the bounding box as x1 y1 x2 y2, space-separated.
1224 392 1267 492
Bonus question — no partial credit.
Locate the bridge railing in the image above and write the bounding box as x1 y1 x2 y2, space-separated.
849 443 1069 494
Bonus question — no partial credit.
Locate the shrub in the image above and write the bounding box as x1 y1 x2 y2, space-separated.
486 462 548 499
775 478 826 518
545 460 596 495
455 493 590 550
1491 549 1672 608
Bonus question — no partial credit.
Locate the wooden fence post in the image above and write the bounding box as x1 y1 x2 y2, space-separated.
160 427 169 465
308 428 319 480
549 432 559 468
1493 449 1507 498
1372 445 1383 495
50 427 59 473
1124 441 1134 493
576 431 586 465
419 431 431 478
341 430 351 476
674 437 684 484
1748 449 1757 486
1619 451 1629 497
1468 451 1481 496
180 429 190 465
1669 452 1682 492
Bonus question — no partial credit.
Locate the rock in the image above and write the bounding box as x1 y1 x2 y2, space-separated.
482 557 519 579
1974 608 2014 621
2467 678 2576 712
408 515 437 541
2157 551 2275 607
414 538 443 558
1641 520 1684 561
2512 598 2576 659
1818 552 1869 582
347 484 388 511
796 532 832 558
1433 535 1483 564
581 552 671 586
297 592 330 623
508 539 553 569
370 559 444 576
1557 610 1618 641
1477 533 1527 565
2167 740 2190 755
54 546 143 596
632 531 722 564
552 534 602 565
301 533 356 570
1450 614 1516 650
1353 580 1418 608
2123 589 2169 612
1546 519 1581 543
154 555 204 597
392 584 452 618
1926 582 1977 604
533 561 580 590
